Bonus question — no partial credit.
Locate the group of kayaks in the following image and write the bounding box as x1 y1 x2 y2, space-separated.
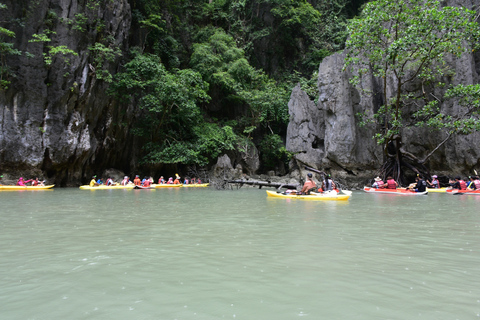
363 186 480 195
79 183 210 190
265 185 480 202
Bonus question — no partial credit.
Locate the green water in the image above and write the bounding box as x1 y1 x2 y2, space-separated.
1 188 479 319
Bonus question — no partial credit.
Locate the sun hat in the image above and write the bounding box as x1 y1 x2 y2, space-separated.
374 176 382 182
432 175 437 178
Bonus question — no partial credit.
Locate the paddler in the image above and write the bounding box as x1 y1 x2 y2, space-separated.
300 173 317 194
372 176 384 189
412 175 427 192
322 174 336 191
89 175 99 187
173 175 181 184
450 176 466 190
17 177 32 186
382 176 398 189
133 175 141 186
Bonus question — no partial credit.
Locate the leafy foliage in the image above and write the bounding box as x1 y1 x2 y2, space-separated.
345 0 480 145
0 2 21 89
112 51 240 166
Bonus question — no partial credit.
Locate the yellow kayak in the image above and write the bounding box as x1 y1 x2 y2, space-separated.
266 190 351 201
79 184 134 190
426 187 447 193
153 184 183 188
182 183 210 188
0 185 55 190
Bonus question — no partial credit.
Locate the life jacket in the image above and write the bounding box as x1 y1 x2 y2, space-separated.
143 179 151 187
474 180 480 189
459 180 466 190
387 179 396 189
134 178 141 186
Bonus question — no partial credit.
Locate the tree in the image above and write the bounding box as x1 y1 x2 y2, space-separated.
111 51 237 166
344 0 480 184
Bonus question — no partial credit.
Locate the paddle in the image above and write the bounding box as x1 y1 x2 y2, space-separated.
304 166 352 195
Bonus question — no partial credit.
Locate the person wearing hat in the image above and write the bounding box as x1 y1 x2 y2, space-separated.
428 175 439 188
300 173 317 194
372 176 384 189
89 175 99 187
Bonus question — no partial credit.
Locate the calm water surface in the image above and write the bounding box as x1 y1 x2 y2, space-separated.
1 187 479 319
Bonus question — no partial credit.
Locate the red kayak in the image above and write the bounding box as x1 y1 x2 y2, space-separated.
446 189 480 195
363 186 428 195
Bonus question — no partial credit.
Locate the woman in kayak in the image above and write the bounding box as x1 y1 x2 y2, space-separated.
17 177 32 186
372 177 384 188
428 175 440 188
300 173 317 194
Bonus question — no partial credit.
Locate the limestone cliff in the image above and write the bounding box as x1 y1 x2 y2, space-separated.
0 0 132 185
286 5 480 185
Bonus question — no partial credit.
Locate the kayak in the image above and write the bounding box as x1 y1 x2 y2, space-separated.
266 190 351 201
182 183 210 188
0 185 55 190
79 184 134 190
363 186 428 195
153 184 183 188
427 187 447 193
446 189 480 195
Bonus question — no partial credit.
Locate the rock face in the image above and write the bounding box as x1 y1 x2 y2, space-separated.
0 0 132 185
287 36 480 186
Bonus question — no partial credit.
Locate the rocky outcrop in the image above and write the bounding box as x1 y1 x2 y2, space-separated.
287 31 480 186
0 0 132 185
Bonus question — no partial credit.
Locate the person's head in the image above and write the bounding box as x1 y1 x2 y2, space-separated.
387 176 393 180
92 175 96 179
307 173 313 179
374 177 382 182
455 176 461 181
432 175 438 179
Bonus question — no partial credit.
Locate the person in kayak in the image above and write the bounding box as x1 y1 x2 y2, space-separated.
173 176 181 184
89 176 99 187
322 175 336 191
143 177 152 187
412 176 427 192
300 173 317 194
471 176 480 189
133 175 141 186
372 177 384 188
121 176 130 186
17 177 32 186
450 176 466 190
382 176 398 189
427 175 439 188
158 176 165 184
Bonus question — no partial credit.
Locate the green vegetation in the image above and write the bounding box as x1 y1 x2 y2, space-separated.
1 0 366 171
344 0 480 182
113 0 365 170
0 3 21 89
